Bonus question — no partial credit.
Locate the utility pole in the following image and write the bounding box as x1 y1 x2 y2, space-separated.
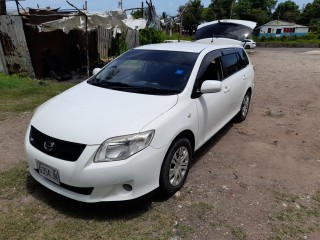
179 0 192 41
67 1 90 77
142 1 144 18
229 0 234 19
118 0 123 10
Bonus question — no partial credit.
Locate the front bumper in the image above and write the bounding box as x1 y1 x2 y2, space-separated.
25 128 168 202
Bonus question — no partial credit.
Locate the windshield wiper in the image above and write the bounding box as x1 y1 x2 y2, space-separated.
130 87 180 95
89 81 180 94
89 81 132 89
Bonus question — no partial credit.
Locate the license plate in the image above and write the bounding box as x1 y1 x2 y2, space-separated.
37 161 60 185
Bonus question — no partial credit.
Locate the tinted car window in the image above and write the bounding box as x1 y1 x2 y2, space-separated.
89 49 198 95
221 53 239 78
201 59 221 81
237 48 249 67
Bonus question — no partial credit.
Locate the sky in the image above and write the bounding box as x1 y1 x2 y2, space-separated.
6 0 313 16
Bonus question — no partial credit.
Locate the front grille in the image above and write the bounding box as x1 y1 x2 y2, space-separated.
35 169 93 195
30 126 86 161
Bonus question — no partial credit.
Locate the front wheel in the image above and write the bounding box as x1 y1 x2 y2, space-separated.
235 91 251 122
160 138 192 196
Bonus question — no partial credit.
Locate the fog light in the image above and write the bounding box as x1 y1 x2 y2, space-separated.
123 184 133 191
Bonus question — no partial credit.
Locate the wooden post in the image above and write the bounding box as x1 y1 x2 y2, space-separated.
66 1 90 77
0 0 7 15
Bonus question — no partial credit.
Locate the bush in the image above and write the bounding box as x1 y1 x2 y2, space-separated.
139 28 166 45
165 32 194 41
268 36 275 42
256 33 320 44
280 35 287 42
260 35 267 42
111 33 127 57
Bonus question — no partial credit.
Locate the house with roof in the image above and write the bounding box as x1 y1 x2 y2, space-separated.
257 20 309 38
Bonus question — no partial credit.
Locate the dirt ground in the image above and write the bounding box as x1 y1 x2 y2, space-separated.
1 48 320 239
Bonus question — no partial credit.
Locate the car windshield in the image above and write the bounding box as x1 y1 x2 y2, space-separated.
88 49 198 95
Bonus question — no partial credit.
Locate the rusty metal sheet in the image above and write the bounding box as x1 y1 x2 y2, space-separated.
97 26 112 60
0 15 35 77
0 39 8 74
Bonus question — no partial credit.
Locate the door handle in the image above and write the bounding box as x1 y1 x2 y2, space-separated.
243 75 247 80
224 86 230 93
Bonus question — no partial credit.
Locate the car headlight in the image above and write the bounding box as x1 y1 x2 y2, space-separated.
94 130 155 162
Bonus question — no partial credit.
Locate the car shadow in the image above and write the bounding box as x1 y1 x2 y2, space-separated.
192 121 234 166
26 175 157 220
25 121 234 219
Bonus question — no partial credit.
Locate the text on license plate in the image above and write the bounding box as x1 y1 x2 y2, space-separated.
37 161 60 185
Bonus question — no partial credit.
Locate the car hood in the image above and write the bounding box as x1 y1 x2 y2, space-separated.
30 82 178 145
195 19 257 44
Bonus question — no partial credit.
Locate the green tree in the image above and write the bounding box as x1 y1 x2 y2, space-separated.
273 1 300 22
207 0 235 20
131 9 143 19
235 0 277 25
202 6 215 22
299 0 320 25
161 12 169 19
179 0 204 35
251 8 269 25
236 0 252 20
251 0 278 13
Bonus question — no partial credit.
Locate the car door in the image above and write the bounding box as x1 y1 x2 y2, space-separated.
220 48 252 118
193 50 230 146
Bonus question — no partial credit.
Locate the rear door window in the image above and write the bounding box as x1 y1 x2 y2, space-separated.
221 48 250 79
221 53 239 78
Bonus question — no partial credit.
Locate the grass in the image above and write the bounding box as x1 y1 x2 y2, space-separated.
231 226 247 240
0 146 319 240
0 162 29 199
0 73 75 121
270 191 320 240
266 109 285 118
0 163 179 240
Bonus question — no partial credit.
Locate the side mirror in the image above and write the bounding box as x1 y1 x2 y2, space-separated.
200 80 222 94
92 68 101 75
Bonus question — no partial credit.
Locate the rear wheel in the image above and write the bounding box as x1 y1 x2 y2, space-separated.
160 138 192 196
235 91 251 122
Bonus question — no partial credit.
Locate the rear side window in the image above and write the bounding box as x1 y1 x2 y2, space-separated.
238 49 249 67
221 53 238 78
221 49 250 78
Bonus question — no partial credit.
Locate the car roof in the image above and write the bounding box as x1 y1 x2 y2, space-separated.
135 42 239 53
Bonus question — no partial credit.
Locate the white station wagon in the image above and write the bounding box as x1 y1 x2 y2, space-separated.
25 42 254 202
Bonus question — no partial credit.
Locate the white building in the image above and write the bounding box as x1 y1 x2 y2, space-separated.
258 20 309 38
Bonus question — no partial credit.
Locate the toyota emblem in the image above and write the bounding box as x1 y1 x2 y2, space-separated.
44 141 55 152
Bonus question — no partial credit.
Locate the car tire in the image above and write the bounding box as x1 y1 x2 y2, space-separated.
245 45 250 49
160 138 192 196
235 91 251 122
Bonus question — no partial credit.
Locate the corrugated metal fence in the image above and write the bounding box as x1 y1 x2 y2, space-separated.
97 27 140 61
0 15 35 77
97 26 112 61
